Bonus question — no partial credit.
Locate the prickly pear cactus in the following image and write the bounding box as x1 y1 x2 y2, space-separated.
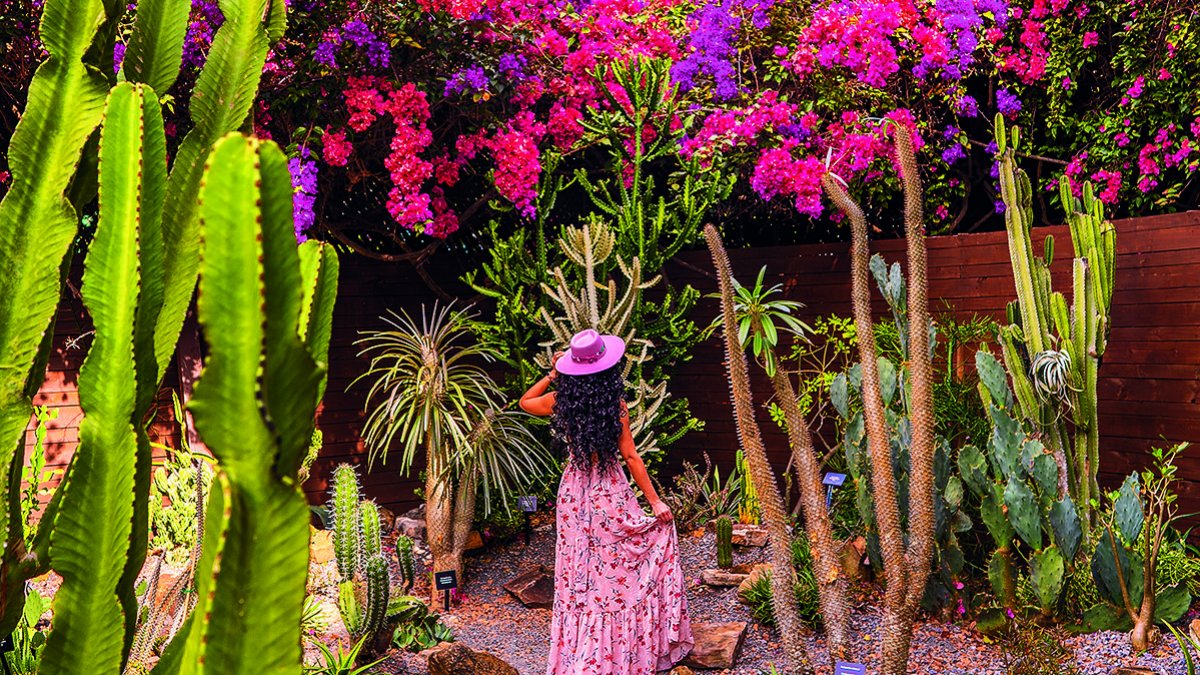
716 515 733 569
964 349 1083 615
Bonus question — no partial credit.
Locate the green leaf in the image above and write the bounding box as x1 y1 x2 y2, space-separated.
1113 474 1143 544
40 82 148 675
878 357 897 405
975 350 1012 409
1154 585 1190 623
1049 496 1082 561
830 373 849 418
121 0 192 93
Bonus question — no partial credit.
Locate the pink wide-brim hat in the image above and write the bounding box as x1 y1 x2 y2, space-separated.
555 329 625 376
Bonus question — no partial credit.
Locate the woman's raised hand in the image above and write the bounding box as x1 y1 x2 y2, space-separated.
549 350 565 379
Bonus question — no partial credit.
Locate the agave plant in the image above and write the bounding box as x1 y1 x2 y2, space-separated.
354 304 551 600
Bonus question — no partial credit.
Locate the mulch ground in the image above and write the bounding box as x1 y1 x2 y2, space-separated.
304 511 1192 674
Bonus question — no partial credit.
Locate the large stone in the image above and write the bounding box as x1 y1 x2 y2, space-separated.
1190 618 1200 644
309 526 334 565
425 642 518 675
731 524 768 547
395 516 426 540
838 537 865 581
669 667 695 675
377 506 396 534
503 566 555 608
680 621 747 670
465 530 484 551
736 564 771 604
699 564 757 587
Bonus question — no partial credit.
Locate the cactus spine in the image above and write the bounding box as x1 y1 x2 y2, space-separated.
397 535 416 593
716 515 733 569
993 113 1115 533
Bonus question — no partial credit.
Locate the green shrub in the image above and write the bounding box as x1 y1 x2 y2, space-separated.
741 536 821 628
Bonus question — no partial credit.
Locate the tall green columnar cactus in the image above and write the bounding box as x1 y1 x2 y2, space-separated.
993 114 1115 530
397 535 416 592
360 501 383 566
961 350 1083 616
0 0 111 636
151 133 337 675
716 515 733 569
331 465 363 583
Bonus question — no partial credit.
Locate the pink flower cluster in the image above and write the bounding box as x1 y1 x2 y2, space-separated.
680 91 800 161
751 147 826 217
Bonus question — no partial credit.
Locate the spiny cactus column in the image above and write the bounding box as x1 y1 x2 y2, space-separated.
704 224 813 675
331 465 363 583
994 114 1115 531
716 515 733 569
820 123 937 675
397 536 416 592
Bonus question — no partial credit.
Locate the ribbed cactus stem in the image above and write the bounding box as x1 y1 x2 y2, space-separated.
331 464 362 583
716 515 733 569
397 535 415 592
362 554 390 640
360 499 382 573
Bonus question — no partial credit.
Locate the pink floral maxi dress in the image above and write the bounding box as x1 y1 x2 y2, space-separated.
546 454 694 674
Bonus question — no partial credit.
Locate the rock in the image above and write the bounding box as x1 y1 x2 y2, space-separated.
465 530 484 551
680 621 747 670
1111 669 1156 675
308 526 334 565
425 642 518 675
669 667 695 675
1190 618 1200 643
395 516 426 540
736 564 771 604
731 524 768 547
377 506 396 534
699 564 756 587
838 538 863 581
503 566 555 609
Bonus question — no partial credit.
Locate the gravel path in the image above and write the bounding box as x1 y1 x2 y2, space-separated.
306 514 1192 674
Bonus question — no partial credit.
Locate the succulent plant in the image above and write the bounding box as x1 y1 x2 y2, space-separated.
396 535 416 593
327 463 393 643
716 515 733 569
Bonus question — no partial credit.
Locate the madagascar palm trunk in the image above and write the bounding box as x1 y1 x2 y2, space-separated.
450 470 478 584
895 126 937 620
822 175 911 675
768 367 853 660
425 444 456 605
704 224 814 675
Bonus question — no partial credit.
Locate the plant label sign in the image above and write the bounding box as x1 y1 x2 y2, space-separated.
517 495 538 513
823 472 847 509
434 570 458 591
834 662 866 675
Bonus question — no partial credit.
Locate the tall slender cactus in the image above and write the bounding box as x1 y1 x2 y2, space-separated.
993 114 1114 532
820 123 936 675
704 225 812 675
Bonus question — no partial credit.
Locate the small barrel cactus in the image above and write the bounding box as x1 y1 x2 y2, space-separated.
716 515 733 569
331 464 362 583
397 535 415 592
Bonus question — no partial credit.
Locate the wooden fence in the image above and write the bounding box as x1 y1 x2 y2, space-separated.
23 211 1200 515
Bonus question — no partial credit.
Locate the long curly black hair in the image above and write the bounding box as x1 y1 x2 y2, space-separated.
551 357 627 468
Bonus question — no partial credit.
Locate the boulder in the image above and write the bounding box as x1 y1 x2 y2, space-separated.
838 537 865 581
308 526 334 565
503 566 555 609
680 621 747 670
425 642 518 675
731 524 768 547
377 506 396 534
465 530 484 551
395 517 426 540
1190 618 1200 643
669 667 696 675
736 564 771 604
699 564 756 587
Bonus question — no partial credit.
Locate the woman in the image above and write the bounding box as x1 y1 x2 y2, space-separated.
520 329 694 674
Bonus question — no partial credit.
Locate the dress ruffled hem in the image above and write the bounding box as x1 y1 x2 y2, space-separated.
547 584 693 674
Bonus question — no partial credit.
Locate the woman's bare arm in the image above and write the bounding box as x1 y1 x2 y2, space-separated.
618 403 672 523
518 352 563 417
